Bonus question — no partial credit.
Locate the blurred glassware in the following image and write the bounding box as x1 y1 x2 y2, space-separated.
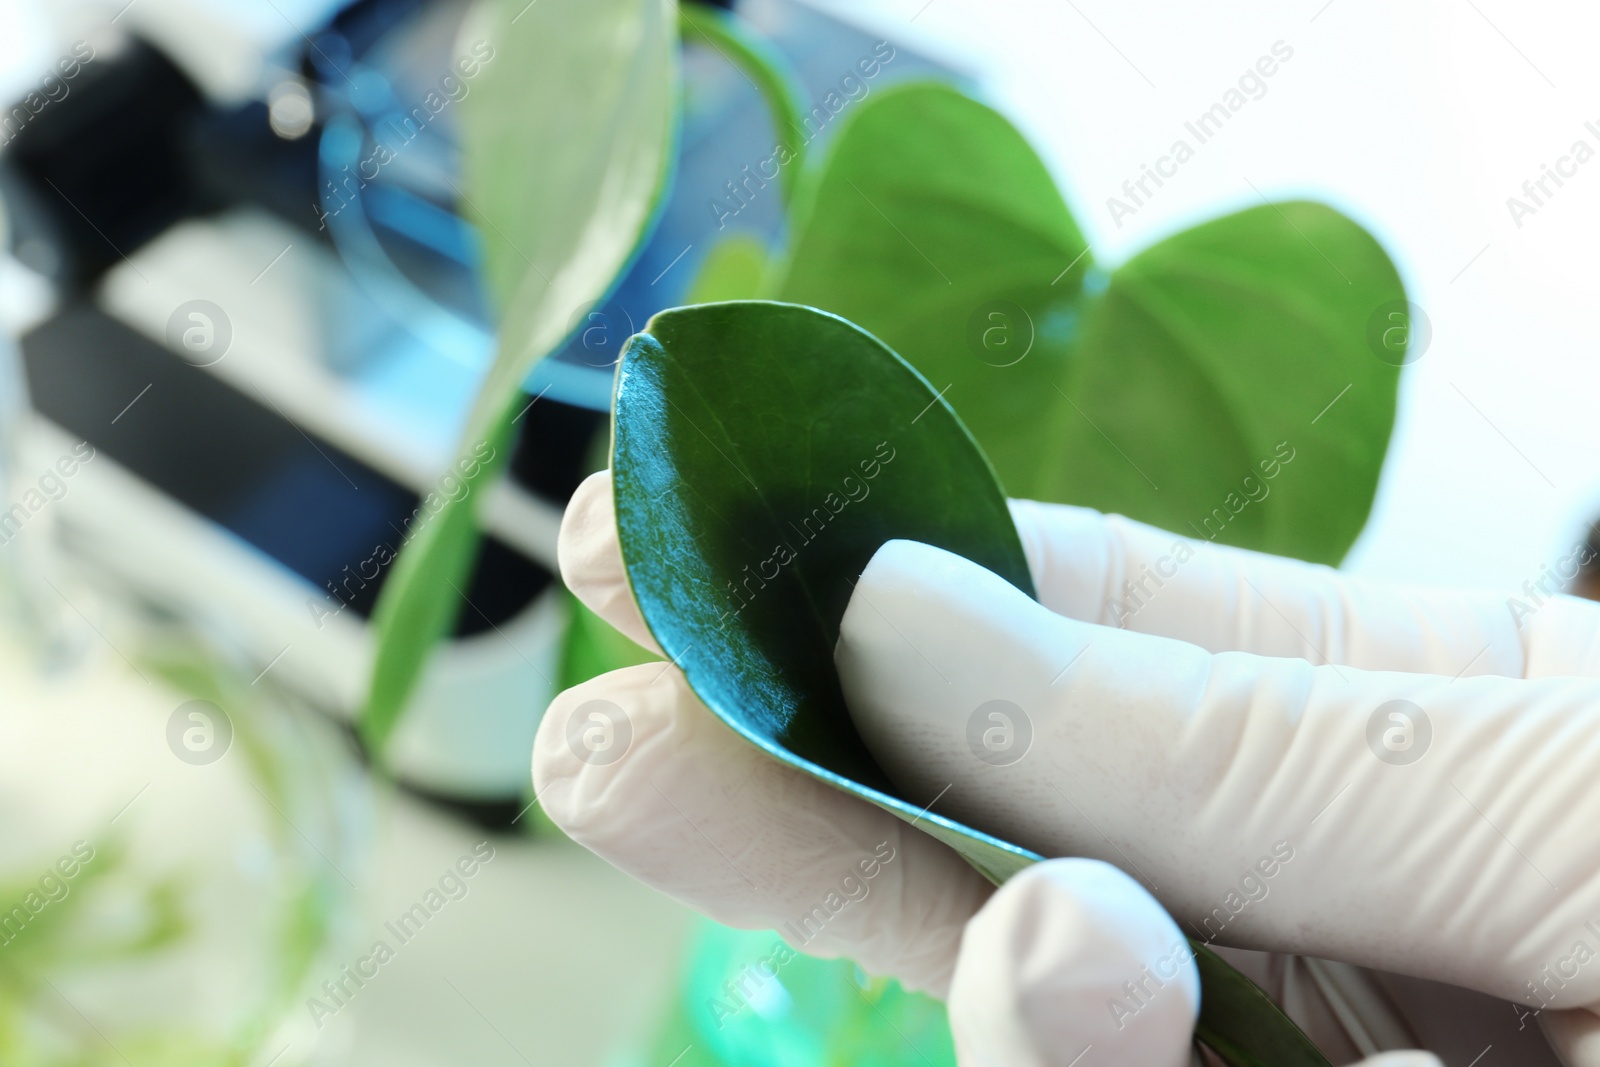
0 616 370 1067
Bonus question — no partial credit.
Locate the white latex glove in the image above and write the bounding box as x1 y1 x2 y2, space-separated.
536 471 1493 1066
836 504 1600 1066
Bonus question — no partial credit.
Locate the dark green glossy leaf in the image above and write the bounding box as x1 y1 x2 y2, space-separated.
613 299 1331 1065
775 81 1403 565
613 300 1039 882
1193 943 1331 1067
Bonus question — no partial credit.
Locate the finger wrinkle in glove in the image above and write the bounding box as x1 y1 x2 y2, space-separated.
1009 498 1532 679
837 537 1600 1007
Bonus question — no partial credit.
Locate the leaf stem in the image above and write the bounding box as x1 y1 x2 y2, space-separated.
358 389 522 755
679 2 810 209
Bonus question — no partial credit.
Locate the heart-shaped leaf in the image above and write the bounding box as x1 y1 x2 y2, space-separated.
774 81 1090 503
360 0 679 751
773 81 1403 565
613 300 1330 1066
1044 201 1402 563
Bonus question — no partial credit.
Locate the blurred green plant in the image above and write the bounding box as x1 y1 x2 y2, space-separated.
677 4 810 205
146 646 347 1060
559 595 660 693
0 841 187 1064
0 642 349 1066
359 0 680 754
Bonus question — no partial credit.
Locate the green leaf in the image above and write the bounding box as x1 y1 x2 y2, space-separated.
1193 943 1331 1067
1043 202 1401 563
774 81 1402 564
613 300 1330 1066
460 0 680 317
558 591 660 692
685 234 769 304
360 0 679 753
361 415 512 752
774 81 1092 503
613 300 1038 883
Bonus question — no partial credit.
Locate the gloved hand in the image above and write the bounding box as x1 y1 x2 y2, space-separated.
536 469 1597 1066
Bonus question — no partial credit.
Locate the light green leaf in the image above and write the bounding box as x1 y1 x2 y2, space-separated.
685 234 768 304
558 591 660 693
774 81 1403 564
361 421 509 752
775 81 1091 502
1045 202 1402 563
612 300 1329 1066
461 0 680 320
360 0 679 752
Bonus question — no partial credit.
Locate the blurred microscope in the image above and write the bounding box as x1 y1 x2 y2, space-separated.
0 0 941 818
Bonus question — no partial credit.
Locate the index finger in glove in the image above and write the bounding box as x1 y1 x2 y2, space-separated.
836 538 1600 1009
558 470 661 656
